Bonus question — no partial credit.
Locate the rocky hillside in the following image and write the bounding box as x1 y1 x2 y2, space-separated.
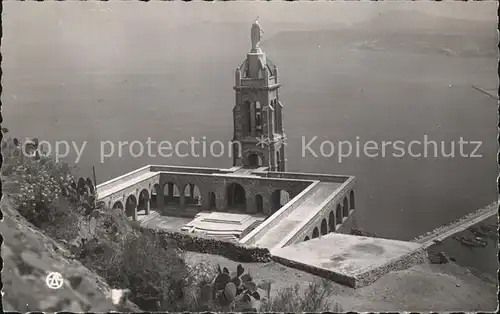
0 195 140 312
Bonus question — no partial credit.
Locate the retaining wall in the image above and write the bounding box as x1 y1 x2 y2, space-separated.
153 229 271 263
272 247 427 288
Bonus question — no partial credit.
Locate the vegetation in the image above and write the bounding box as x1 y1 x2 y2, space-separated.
350 227 379 238
1 133 193 310
1 130 342 312
260 279 343 312
194 264 342 312
197 264 263 311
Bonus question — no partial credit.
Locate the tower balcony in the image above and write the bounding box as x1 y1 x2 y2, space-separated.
234 76 278 90
235 57 280 89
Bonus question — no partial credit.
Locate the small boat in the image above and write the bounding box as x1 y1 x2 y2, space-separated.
470 226 489 238
476 237 488 247
458 237 477 247
454 236 487 247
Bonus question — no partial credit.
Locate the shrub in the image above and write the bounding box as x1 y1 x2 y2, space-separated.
187 264 341 312
2 133 193 312
350 227 378 238
6 138 78 228
80 225 193 312
260 279 343 312
42 198 83 243
121 232 190 311
195 264 263 311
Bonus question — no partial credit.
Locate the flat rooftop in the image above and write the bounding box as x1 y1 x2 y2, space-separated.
272 233 425 288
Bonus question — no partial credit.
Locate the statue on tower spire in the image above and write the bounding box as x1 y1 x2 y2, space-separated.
251 18 264 51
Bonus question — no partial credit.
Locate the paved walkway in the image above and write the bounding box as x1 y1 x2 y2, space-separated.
139 214 192 232
254 182 341 250
414 202 497 249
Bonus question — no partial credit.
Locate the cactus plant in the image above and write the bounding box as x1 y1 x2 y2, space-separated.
198 263 264 311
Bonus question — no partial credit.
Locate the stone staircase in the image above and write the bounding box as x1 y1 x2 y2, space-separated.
253 182 340 250
202 233 239 243
240 220 263 239
137 210 160 225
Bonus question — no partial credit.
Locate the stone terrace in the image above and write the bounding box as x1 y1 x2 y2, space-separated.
272 233 426 288
95 165 428 289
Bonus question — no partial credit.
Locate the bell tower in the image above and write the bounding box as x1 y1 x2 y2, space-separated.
232 20 286 172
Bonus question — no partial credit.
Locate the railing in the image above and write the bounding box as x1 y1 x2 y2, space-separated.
207 173 315 186
96 165 152 193
218 166 244 173
97 165 318 200
150 165 226 174
253 170 350 183
97 172 160 200
239 181 321 245
96 164 224 198
276 176 356 248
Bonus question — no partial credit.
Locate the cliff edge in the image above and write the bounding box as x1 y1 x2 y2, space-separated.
0 195 140 312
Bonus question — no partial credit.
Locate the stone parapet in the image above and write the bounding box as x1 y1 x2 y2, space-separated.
96 165 152 193
153 230 272 263
239 181 321 245
277 176 355 247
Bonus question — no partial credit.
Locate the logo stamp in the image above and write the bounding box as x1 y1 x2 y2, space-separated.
45 272 64 289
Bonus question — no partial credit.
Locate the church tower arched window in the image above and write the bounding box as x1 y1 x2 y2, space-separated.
243 100 252 136
255 101 262 136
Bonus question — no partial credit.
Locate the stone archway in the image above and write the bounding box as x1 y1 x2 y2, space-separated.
255 194 264 213
112 201 124 210
304 236 310 242
164 181 181 206
255 101 263 136
336 204 342 225
329 211 336 232
227 182 246 210
138 189 150 215
208 192 216 210
248 153 263 168
243 150 266 168
270 189 290 212
320 219 328 235
183 183 202 206
349 190 355 209
343 197 349 217
243 100 252 136
125 195 138 221
312 227 319 239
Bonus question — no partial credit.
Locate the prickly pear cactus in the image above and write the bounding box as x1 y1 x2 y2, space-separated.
198 263 265 311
